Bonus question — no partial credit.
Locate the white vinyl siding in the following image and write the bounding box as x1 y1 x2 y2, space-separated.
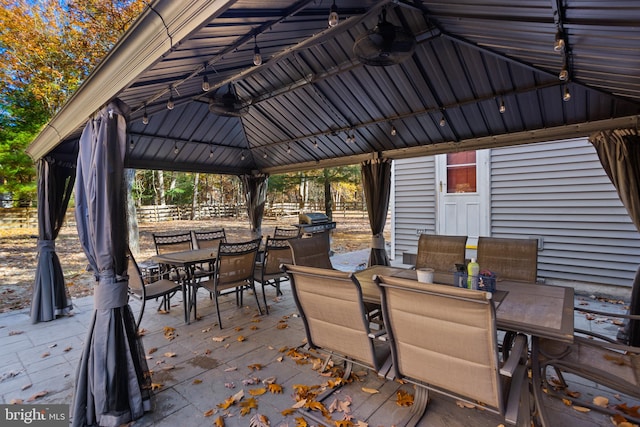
392 137 640 289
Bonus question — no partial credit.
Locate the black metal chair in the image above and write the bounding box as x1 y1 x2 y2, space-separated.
127 249 183 329
273 226 301 239
152 231 194 281
254 236 294 313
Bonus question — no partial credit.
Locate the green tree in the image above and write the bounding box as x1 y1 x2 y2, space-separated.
0 0 145 205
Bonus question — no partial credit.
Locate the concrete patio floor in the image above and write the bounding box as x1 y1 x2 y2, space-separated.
1 250 637 426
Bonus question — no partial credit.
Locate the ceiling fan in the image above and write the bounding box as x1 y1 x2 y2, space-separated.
208 83 250 117
353 8 416 66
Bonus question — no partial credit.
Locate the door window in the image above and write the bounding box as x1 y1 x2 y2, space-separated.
446 151 476 193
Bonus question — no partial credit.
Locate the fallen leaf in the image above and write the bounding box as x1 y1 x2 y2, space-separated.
151 383 163 391
336 421 354 427
8 330 24 336
456 400 476 408
249 413 270 427
212 336 229 342
396 389 414 407
276 323 288 329
295 416 308 427
193 379 202 384
237 335 246 342
64 346 73 352
26 390 48 402
148 347 158 355
248 363 262 371
268 383 283 394
249 387 267 396
250 325 259 330
593 396 609 407
224 366 237 372
21 383 32 391
41 352 50 358
565 389 581 398
204 409 215 417
572 405 591 413
561 398 572 406
239 397 258 416
48 343 57 348
235 326 244 331
9 399 23 404
214 416 225 427
361 387 379 394
164 352 176 358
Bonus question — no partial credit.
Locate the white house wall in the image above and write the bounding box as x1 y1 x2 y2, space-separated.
391 137 640 290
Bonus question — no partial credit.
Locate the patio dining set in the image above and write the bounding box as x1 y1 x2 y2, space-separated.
127 229 640 427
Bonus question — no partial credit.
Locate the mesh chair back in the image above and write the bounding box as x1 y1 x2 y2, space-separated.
376 274 503 411
153 232 193 254
127 252 145 297
193 229 227 249
263 237 294 275
273 226 301 239
215 238 261 290
283 264 384 370
415 234 467 272
477 237 538 283
287 234 333 269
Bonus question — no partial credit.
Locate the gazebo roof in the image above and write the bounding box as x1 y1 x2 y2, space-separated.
27 0 640 174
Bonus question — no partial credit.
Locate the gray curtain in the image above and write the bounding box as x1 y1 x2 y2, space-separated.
361 158 392 266
241 173 268 236
72 100 151 426
590 128 640 346
30 156 76 323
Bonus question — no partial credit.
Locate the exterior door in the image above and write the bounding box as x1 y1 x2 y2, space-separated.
436 150 490 252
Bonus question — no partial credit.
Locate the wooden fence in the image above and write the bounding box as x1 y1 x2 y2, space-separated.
0 203 368 229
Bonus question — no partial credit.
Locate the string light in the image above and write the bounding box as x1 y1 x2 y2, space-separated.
328 0 338 27
209 147 214 158
167 88 175 110
287 144 291 154
263 152 268 159
173 143 179 154
554 29 565 52
313 138 318 148
563 84 571 102
439 116 446 127
202 74 210 92
499 98 506 114
253 35 262 66
558 63 569 81
390 124 397 136
241 152 246 161
142 104 149 125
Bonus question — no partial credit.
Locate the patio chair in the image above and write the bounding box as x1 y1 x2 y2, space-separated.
153 231 194 280
193 228 226 249
477 236 538 283
282 264 391 385
533 265 640 425
199 238 263 328
192 228 227 278
375 274 531 427
287 234 333 269
273 226 301 239
254 236 294 314
127 249 184 329
415 234 467 273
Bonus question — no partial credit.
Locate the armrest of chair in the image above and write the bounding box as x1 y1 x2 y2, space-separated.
368 330 388 341
500 333 528 377
501 333 529 425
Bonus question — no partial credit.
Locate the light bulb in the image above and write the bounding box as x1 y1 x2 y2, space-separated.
313 139 318 148
554 30 565 52
287 144 291 154
209 149 214 158
499 99 506 114
558 66 568 81
390 125 397 136
328 1 338 27
173 145 179 154
241 152 245 161
167 95 174 110
142 111 149 125
440 116 446 127
202 75 210 92
253 45 262 66
563 85 571 102
263 152 268 159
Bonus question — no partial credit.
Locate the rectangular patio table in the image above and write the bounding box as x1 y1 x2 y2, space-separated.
355 265 575 343
152 247 218 324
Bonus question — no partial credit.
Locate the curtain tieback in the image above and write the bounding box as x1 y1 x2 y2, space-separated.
94 272 129 310
37 239 55 251
371 234 385 249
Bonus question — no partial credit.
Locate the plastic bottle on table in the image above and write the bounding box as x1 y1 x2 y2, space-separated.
467 258 480 290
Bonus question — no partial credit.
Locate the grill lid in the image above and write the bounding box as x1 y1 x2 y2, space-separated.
299 212 329 224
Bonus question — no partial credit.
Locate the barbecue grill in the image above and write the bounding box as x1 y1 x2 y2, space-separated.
296 212 336 253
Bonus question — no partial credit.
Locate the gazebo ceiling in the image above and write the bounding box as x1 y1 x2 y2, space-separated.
27 0 640 175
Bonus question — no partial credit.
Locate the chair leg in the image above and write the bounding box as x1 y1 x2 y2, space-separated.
214 291 223 329
261 281 269 315
251 284 263 315
137 298 146 330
